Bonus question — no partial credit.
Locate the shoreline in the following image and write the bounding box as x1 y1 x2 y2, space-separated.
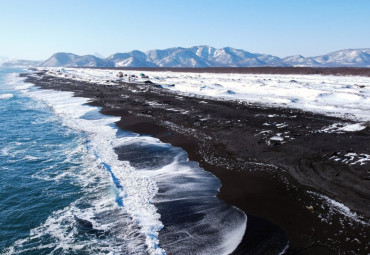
22 70 370 254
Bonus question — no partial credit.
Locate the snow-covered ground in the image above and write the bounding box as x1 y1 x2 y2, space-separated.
41 68 370 124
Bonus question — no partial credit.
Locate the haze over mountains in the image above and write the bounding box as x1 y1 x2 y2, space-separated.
2 46 370 68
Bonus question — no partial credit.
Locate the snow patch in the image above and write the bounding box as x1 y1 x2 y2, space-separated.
40 67 370 122
307 191 368 226
320 123 367 133
330 152 370 166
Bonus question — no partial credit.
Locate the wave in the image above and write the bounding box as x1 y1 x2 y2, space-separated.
113 134 248 254
0 93 13 100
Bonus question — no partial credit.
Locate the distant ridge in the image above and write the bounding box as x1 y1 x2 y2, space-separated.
2 46 370 67
1 59 42 67
41 52 114 67
0 56 9 65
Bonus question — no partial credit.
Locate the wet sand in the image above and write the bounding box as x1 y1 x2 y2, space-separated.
23 70 370 254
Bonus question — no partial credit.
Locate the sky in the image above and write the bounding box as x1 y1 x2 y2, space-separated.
0 0 369 60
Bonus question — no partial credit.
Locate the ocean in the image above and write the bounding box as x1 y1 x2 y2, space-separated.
0 67 250 254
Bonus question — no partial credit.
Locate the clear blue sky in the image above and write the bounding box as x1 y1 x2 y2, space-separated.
0 0 369 60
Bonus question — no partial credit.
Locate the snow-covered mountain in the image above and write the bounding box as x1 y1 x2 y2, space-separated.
145 47 208 67
105 46 286 67
0 56 9 65
191 46 282 67
282 49 370 67
310 49 370 67
41 52 113 67
4 47 370 68
282 55 321 67
41 53 79 67
106 50 157 67
93 52 105 59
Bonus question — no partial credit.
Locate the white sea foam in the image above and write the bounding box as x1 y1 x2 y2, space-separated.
1 146 10 156
0 141 27 159
4 72 24 84
24 155 39 161
278 243 290 255
0 93 14 99
4 190 148 254
114 135 248 254
220 211 247 254
4 72 32 91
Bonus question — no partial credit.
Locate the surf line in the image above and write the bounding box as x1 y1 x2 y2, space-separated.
89 146 166 255
87 143 125 207
101 162 124 207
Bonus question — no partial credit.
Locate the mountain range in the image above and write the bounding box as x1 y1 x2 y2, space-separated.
2 46 370 68
0 56 10 65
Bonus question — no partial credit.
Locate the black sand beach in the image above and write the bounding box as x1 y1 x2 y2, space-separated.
97 66 370 77
23 68 370 255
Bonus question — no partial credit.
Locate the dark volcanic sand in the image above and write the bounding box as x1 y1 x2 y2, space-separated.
97 66 370 77
23 70 370 255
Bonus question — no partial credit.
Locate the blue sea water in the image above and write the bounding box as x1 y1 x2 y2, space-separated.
0 68 153 254
0 67 253 255
0 72 82 249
